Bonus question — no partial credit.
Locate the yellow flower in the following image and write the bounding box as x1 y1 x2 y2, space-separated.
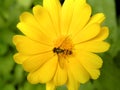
13 0 110 90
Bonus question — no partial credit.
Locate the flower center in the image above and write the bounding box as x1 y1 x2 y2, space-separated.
53 36 73 58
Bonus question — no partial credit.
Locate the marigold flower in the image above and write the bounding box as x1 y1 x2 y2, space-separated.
13 0 110 90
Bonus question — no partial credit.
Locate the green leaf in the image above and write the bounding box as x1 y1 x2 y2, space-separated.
114 51 120 68
56 85 67 90
17 0 33 8
0 16 6 28
14 65 25 84
3 84 15 90
0 42 8 55
0 30 15 46
0 54 14 79
36 84 46 90
80 82 94 90
33 0 43 6
22 82 45 90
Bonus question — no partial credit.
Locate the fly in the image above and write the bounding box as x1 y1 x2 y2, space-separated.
53 47 72 55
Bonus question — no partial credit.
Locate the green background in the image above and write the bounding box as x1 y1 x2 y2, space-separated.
0 0 120 90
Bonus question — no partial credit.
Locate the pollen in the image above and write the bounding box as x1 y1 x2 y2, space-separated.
53 36 73 58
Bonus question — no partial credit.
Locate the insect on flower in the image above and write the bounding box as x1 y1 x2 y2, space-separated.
53 47 72 55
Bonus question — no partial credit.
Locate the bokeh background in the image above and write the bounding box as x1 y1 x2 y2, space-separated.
0 0 120 90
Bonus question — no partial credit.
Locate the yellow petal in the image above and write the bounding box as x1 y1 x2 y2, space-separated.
13 35 53 55
19 12 39 28
87 69 100 79
68 2 91 35
19 12 55 42
67 57 90 83
66 68 80 90
46 81 56 90
33 5 57 39
27 55 58 84
17 22 52 45
73 23 101 44
77 51 103 79
13 53 28 64
43 0 61 36
92 27 109 41
60 0 74 35
75 41 110 53
53 63 67 86
88 13 105 24
78 52 103 69
23 51 54 72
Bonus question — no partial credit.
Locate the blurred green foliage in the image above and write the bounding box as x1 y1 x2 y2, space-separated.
0 0 120 90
